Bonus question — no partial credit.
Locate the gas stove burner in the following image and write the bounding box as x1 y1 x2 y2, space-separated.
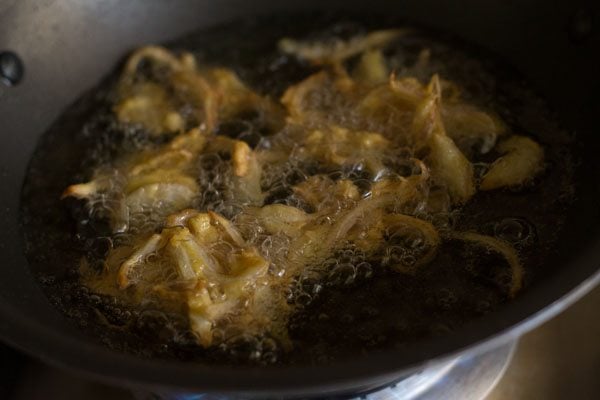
359 341 515 400
134 341 516 400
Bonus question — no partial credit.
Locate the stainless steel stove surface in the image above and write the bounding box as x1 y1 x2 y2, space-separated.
130 343 512 400
2 286 598 400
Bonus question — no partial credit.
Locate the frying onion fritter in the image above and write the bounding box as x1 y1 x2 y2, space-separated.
64 31 544 348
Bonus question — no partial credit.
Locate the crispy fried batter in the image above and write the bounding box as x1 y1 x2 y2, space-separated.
480 135 544 190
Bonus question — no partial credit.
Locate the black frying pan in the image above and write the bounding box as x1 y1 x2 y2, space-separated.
0 0 599 398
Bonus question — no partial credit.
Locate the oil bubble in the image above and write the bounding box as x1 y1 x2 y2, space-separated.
327 263 357 286
494 217 534 245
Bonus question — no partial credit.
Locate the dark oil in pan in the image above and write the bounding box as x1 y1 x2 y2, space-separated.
20 14 574 366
